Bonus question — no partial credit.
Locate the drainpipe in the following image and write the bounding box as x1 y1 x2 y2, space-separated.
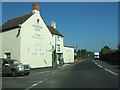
16 24 22 37
44 60 47 68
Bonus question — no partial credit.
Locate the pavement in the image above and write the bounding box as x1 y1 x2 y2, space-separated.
2 59 119 89
30 63 70 73
57 64 70 68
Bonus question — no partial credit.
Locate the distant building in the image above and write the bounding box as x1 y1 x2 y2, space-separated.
63 46 74 63
0 3 74 68
47 21 64 66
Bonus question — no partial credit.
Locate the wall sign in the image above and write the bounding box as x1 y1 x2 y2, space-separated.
32 24 43 39
33 24 42 31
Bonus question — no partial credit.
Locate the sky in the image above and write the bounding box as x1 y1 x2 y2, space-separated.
1 2 118 52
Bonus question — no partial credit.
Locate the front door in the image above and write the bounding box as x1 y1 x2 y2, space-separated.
57 54 63 66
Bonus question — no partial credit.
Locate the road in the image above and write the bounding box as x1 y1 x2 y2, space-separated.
2 59 119 89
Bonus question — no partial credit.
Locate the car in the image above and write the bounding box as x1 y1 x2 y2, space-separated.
0 58 30 77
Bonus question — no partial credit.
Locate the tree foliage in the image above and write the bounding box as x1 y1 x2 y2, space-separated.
76 49 93 60
100 46 111 55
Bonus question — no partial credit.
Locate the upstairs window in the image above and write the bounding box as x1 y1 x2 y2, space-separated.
57 36 60 41
57 44 60 51
37 19 40 23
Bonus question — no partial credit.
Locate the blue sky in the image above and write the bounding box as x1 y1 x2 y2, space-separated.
2 2 118 52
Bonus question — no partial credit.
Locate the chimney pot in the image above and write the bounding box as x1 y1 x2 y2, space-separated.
51 21 56 29
32 3 40 11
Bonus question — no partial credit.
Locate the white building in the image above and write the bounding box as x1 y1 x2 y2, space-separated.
47 21 64 66
0 3 75 68
63 46 74 63
0 3 53 68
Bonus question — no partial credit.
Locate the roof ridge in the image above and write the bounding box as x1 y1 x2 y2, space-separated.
4 12 33 24
46 25 58 31
47 25 63 37
2 12 34 32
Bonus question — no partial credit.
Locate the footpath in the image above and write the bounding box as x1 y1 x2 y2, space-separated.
31 63 70 73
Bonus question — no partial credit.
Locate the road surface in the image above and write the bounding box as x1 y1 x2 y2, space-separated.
2 59 119 89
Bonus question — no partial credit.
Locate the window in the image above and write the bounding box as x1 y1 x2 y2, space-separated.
9 60 21 64
37 19 40 23
5 52 11 59
52 34 54 37
57 44 60 51
57 36 60 41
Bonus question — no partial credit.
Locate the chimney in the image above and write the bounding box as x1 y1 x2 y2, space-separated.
32 3 40 13
51 21 56 29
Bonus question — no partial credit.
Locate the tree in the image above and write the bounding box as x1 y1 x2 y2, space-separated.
76 49 94 60
76 50 81 59
80 49 88 58
100 46 111 55
87 51 94 58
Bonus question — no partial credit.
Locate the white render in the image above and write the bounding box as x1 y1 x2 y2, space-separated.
0 32 2 58
1 10 53 68
63 46 74 63
1 4 75 68
49 20 64 65
2 28 20 60
50 34 64 65
51 34 64 54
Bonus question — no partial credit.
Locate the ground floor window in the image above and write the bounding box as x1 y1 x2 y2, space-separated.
4 52 11 59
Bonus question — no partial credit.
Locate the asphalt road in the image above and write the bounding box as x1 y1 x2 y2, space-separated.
2 59 119 89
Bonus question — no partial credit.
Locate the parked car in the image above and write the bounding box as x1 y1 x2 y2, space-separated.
0 58 30 77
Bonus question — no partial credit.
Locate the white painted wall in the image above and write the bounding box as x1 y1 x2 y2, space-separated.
51 34 64 54
63 46 74 63
2 28 20 61
20 11 52 68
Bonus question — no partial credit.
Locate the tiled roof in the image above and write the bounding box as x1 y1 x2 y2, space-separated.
47 25 63 37
0 12 63 37
1 12 33 32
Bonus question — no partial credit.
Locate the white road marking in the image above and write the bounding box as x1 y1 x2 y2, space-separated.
95 63 97 65
38 81 43 84
97 65 102 68
25 63 73 90
92 60 98 65
31 83 38 87
104 68 118 76
24 72 54 90
92 60 118 76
